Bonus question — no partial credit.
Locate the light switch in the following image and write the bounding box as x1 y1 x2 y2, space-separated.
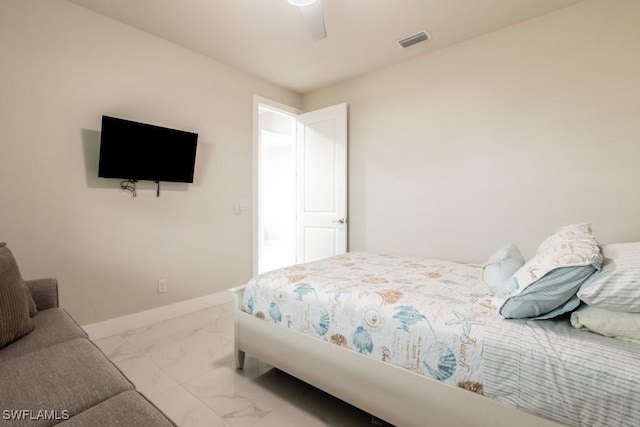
235 199 251 215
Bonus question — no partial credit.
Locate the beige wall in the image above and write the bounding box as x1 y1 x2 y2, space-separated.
0 0 300 324
303 0 640 262
2 0 639 325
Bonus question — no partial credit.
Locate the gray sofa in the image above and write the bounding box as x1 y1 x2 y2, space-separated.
0 278 175 426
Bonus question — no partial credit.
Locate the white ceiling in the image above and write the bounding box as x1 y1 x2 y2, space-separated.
66 0 586 94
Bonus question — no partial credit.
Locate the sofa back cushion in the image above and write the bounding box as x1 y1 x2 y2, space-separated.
0 243 35 348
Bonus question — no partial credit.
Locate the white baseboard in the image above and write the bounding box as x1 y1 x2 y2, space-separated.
82 290 234 340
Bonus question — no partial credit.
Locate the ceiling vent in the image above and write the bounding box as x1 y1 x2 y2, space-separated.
397 30 431 49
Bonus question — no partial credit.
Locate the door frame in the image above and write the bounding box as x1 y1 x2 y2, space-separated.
252 95 300 276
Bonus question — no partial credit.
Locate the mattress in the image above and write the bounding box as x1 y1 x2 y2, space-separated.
242 252 494 393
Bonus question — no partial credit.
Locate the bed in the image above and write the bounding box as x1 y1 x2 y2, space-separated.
230 250 640 427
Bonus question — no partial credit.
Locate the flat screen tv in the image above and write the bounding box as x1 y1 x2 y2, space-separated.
98 115 198 183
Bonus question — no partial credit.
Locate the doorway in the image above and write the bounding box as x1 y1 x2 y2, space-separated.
256 102 297 274
253 96 348 275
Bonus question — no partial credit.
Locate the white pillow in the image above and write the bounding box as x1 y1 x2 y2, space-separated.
577 242 640 312
480 244 525 293
536 223 593 252
571 304 640 343
494 224 602 319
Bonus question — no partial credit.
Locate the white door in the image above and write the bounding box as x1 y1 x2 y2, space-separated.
296 103 348 263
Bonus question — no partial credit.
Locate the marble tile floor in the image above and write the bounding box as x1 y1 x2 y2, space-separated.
93 302 390 427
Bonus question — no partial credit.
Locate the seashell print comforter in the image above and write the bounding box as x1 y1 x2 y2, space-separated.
242 252 496 393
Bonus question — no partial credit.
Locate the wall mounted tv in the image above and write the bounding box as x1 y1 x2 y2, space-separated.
98 115 198 183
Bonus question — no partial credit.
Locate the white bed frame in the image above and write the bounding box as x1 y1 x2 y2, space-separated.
230 286 566 427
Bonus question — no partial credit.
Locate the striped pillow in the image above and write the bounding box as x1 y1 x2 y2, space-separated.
578 243 640 312
497 266 593 320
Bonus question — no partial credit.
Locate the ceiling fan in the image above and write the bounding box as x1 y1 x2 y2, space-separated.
288 0 327 41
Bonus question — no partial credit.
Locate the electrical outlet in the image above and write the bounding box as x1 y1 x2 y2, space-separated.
158 279 167 293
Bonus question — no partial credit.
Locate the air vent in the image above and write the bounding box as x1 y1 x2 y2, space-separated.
397 30 431 49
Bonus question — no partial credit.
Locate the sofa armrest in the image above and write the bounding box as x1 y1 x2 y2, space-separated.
25 278 59 310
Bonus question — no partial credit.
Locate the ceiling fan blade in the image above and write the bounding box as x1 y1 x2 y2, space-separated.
299 0 326 41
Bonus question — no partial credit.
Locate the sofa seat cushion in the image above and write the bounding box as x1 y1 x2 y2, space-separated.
57 390 175 426
0 338 133 426
0 308 88 363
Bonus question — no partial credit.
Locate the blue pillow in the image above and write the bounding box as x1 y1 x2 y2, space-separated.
480 244 525 293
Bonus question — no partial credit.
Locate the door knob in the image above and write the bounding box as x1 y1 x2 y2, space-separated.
332 218 346 224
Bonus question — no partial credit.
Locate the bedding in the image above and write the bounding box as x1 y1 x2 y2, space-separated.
239 251 640 426
484 316 640 427
242 252 493 391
